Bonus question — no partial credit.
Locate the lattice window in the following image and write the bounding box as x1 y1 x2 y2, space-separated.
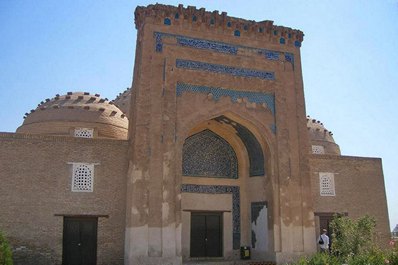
319 172 335 196
312 145 325 154
71 163 94 192
74 128 94 138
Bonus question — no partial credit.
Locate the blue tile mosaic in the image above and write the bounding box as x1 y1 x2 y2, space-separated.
265 50 280 61
285 53 294 64
176 37 238 54
294 40 301 47
181 184 241 249
176 82 275 115
214 116 265 176
280 38 285 44
176 59 275 80
234 30 240 37
164 18 171 25
154 32 163 52
154 32 296 62
182 129 238 179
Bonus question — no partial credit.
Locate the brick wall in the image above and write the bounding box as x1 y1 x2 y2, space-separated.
309 154 390 245
0 133 128 265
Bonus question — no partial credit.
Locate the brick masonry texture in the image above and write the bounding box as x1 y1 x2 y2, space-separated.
0 133 128 265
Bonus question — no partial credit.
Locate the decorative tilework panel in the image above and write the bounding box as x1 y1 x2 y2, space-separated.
214 116 265 177
154 32 163 52
182 129 238 179
176 82 275 115
176 37 238 54
264 50 280 60
285 53 294 64
176 59 275 80
181 184 240 249
154 31 296 63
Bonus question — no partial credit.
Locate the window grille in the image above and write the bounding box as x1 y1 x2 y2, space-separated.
312 145 325 154
74 128 94 138
319 172 335 196
71 163 94 192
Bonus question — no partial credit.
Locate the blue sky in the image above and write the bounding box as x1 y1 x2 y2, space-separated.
0 0 397 230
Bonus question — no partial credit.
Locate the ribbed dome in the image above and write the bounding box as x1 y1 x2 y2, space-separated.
307 116 340 155
17 92 128 139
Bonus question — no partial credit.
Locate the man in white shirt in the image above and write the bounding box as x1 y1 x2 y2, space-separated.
319 228 330 253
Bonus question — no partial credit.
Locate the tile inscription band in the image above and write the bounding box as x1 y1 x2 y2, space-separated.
154 31 294 65
181 184 241 249
176 59 275 80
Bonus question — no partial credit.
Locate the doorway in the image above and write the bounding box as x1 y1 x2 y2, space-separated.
63 217 98 265
190 212 222 257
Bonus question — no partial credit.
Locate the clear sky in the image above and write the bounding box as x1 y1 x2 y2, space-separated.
0 0 397 230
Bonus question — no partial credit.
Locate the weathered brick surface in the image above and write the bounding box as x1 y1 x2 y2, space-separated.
0 133 128 265
309 154 390 244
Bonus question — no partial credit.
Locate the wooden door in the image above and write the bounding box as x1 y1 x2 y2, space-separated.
190 212 222 257
63 217 98 265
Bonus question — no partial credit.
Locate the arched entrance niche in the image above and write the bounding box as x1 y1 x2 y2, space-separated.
179 112 275 262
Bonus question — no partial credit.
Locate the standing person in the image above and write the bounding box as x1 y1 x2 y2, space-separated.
318 228 329 253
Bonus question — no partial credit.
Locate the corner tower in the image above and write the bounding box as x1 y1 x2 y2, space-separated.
126 4 315 264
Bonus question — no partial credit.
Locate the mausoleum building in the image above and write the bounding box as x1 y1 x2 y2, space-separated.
0 3 390 265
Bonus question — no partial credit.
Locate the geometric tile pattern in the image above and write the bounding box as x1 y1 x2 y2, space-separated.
176 59 275 80
176 82 275 115
182 129 238 179
177 36 238 54
181 184 241 249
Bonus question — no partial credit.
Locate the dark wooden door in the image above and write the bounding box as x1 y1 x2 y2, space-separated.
190 212 222 257
63 217 98 265
319 215 333 250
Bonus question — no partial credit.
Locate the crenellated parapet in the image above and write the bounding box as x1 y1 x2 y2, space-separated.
135 4 304 47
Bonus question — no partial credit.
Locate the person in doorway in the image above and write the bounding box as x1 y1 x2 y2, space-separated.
318 228 329 253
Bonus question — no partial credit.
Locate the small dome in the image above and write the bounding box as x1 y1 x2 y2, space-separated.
113 87 131 118
17 92 128 139
307 116 340 155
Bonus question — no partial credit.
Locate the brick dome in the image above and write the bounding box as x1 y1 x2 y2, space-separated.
113 87 131 118
307 116 340 155
17 92 128 139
